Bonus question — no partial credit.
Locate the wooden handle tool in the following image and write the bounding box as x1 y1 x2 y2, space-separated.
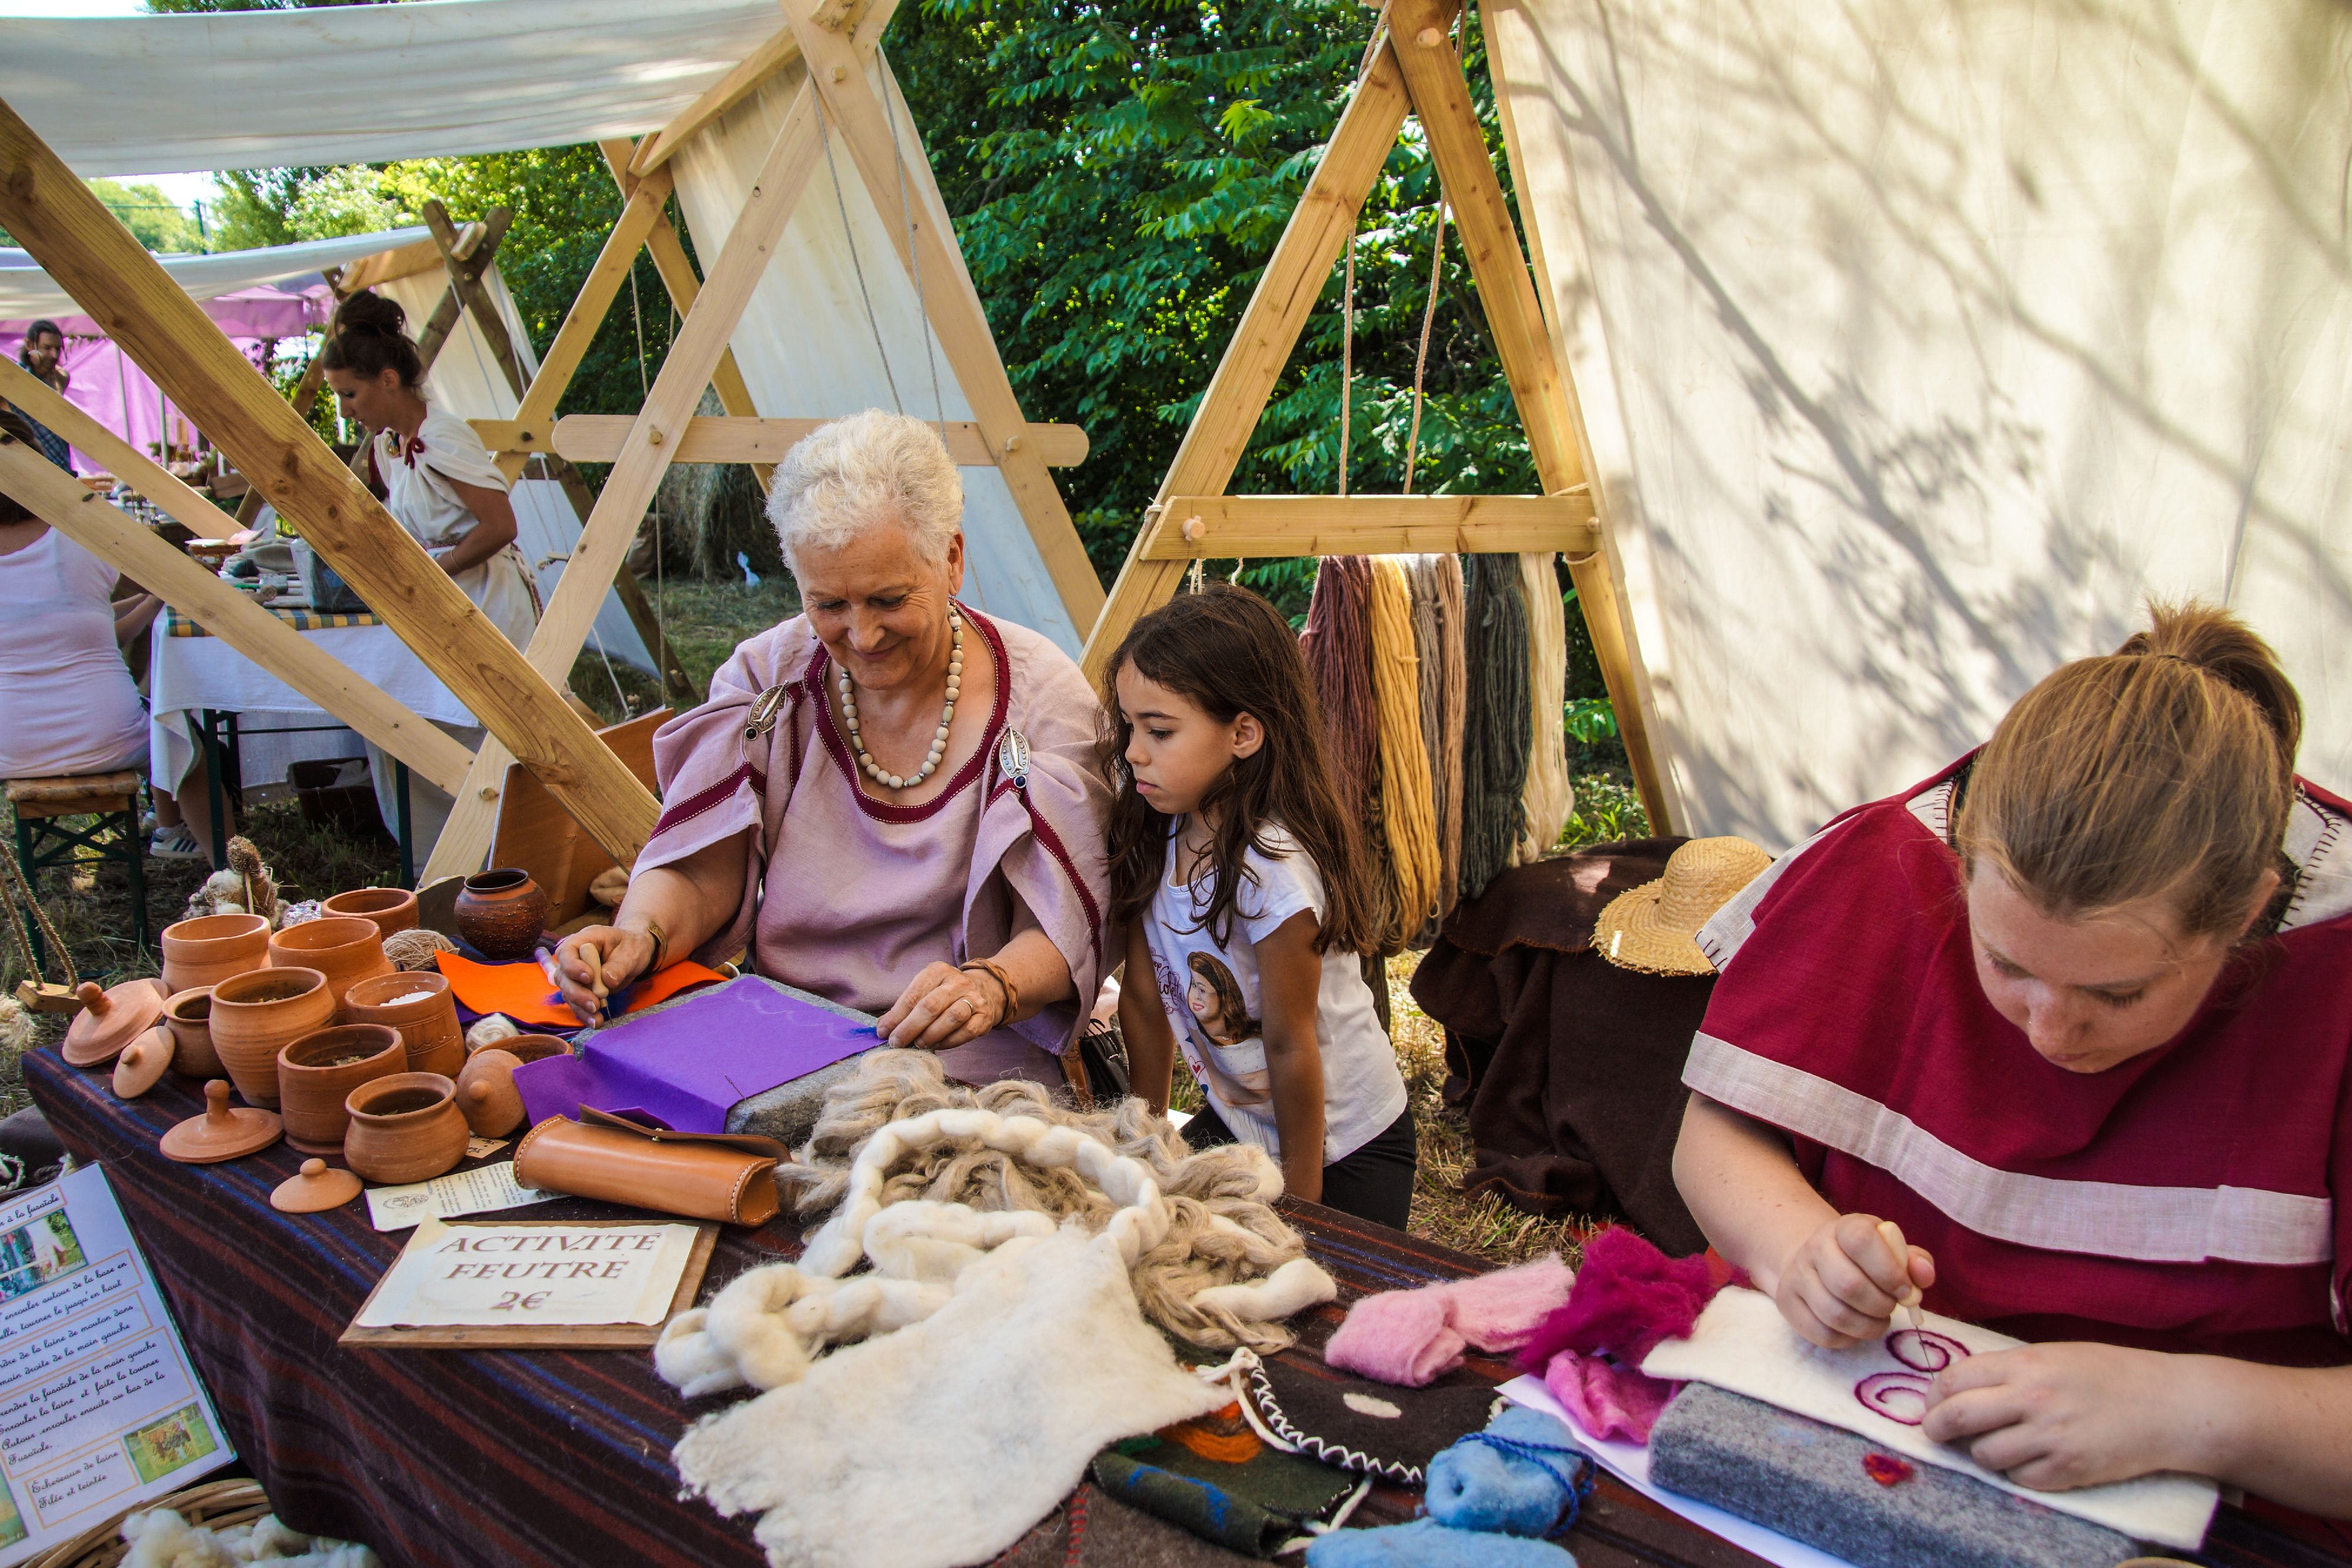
1878 1219 1925 1333
579 941 611 1022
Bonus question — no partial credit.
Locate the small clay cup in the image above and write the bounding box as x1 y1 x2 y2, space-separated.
208 966 334 1109
321 886 419 939
162 987 222 1079
158 912 270 995
454 1049 528 1137
503 1033 571 1067
277 1024 406 1154
343 1072 469 1185
452 869 547 962
268 916 392 1012
342 971 465 1078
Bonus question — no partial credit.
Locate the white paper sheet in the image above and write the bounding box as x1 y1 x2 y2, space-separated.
353 1217 696 1329
364 1161 559 1233
0 1166 234 1568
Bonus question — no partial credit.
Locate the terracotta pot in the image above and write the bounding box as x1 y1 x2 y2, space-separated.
162 987 222 1079
268 916 392 1011
343 1072 469 1185
276 1024 406 1154
321 886 419 939
454 1048 528 1137
208 967 334 1109
158 912 270 995
503 1033 571 1067
342 971 466 1078
452 869 547 962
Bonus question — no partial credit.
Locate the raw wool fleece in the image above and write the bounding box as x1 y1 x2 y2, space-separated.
673 1229 1229 1568
770 1050 1336 1351
121 1508 379 1568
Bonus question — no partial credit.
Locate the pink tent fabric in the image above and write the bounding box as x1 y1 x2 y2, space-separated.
2 285 329 470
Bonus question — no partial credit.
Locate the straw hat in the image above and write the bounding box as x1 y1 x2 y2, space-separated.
1594 837 1772 976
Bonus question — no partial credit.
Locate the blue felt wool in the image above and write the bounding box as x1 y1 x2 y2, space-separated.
1304 1517 1579 1567
1425 1406 1596 1537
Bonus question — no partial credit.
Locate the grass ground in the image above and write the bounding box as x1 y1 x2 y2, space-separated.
11 571 1647 1270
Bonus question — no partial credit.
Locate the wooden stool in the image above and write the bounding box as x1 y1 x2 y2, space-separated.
5 770 148 969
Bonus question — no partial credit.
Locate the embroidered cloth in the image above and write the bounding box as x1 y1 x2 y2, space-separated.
1686 759 2352 1363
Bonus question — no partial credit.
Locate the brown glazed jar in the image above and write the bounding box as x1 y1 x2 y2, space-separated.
321 886 419 939
342 971 466 1077
158 912 270 995
343 1073 470 1185
208 967 335 1108
276 1024 406 1153
452 869 548 963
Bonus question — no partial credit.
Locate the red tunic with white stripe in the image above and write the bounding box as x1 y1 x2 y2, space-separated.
1686 759 2352 1366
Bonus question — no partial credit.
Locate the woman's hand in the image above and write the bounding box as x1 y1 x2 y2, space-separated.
1772 1213 1935 1349
1923 1342 2206 1491
877 962 1006 1050
551 925 658 1023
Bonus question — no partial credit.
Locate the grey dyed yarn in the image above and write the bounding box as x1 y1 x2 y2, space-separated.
1649 1384 2140 1568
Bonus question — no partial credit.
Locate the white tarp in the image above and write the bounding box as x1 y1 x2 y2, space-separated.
0 0 781 177
372 265 653 673
667 58 1085 650
1488 0 2352 848
0 0 1090 654
0 229 428 321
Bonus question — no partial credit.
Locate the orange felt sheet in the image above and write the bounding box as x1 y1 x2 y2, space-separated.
433 950 727 1029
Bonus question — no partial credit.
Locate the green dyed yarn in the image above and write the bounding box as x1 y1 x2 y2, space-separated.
1459 553 1530 902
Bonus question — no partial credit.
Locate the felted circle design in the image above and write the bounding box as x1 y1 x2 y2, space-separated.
1855 1372 1931 1426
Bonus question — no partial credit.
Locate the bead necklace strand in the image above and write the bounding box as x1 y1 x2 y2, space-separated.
839 610 962 790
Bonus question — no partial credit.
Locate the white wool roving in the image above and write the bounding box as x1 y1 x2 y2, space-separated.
120 1507 380 1568
674 1228 1226 1568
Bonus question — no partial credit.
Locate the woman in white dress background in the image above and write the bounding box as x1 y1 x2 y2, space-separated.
319 292 541 853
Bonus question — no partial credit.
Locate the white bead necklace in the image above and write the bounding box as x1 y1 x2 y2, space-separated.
838 611 962 791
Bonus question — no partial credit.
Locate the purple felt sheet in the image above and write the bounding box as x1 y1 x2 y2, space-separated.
513 976 874 1133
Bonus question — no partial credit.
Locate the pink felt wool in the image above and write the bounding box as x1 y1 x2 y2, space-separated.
1326 1253 1576 1387
1516 1227 1719 1374
1542 1348 1680 1443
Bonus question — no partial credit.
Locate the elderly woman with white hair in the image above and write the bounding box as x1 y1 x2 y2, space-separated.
552 411 1111 1085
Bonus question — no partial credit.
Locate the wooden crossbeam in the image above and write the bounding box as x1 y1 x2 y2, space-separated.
334 235 446 296
1385 0 1668 829
1142 493 1596 559
600 139 776 493
1079 42 1418 681
0 94 661 863
784 2 1106 629
477 413 1089 468
630 25 803 177
422 85 830 885
410 214 506 370
0 421 473 794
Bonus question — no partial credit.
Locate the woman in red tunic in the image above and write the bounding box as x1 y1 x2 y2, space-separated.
1673 604 2352 1514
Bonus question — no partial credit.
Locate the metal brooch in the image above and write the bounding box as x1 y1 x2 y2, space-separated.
996 727 1031 789
744 684 789 742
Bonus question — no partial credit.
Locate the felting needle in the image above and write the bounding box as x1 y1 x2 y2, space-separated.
1877 1219 1925 1333
579 941 611 1022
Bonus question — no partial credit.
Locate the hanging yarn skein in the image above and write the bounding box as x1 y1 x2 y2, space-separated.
1407 559 1449 938
1433 556 1468 920
1459 555 1532 902
1514 553 1574 863
1300 555 1386 848
1368 558 1441 942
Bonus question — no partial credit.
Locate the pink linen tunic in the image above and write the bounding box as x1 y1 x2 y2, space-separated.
638 607 1111 1081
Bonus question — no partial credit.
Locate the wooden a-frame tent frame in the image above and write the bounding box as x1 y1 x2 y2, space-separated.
0 0 1107 890
1080 0 1672 831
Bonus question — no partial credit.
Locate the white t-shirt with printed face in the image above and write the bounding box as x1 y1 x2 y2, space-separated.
1142 821 1408 1165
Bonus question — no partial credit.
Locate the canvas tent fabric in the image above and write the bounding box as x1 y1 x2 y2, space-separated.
0 229 429 321
0 0 1090 654
1484 0 2352 849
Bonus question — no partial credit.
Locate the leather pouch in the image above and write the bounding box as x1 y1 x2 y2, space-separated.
515 1110 789 1226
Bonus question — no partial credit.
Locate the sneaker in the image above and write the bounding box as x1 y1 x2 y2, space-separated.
148 825 205 861
138 810 157 834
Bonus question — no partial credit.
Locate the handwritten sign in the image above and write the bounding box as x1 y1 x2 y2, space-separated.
353 1219 698 1329
0 1167 232 1567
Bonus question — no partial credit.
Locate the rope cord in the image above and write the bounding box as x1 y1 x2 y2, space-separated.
880 62 949 447
1403 202 1448 493
0 839 76 990
1337 241 1354 500
822 105 905 415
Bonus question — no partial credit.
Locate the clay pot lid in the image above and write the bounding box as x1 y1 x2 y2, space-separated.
456 1049 526 1136
112 1026 174 1098
271 1157 361 1213
161 1080 283 1164
63 979 168 1066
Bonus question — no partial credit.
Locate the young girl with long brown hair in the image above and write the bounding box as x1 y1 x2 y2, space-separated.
1673 603 2352 1515
1102 584 1415 1227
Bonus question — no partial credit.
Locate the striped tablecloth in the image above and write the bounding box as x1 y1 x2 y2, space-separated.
26 1051 2347 1568
164 606 382 638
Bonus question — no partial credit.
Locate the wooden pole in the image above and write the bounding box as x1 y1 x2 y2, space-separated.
1079 44 1417 681
0 94 659 862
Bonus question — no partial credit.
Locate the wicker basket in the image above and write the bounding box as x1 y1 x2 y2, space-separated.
27 1477 269 1568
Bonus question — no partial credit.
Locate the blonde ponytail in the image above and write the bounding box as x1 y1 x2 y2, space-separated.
1954 602 2298 938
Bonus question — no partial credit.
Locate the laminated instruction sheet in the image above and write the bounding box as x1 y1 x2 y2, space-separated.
0 1165 232 1566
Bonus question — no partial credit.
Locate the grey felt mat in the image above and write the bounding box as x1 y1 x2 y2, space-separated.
1649 1384 2143 1568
